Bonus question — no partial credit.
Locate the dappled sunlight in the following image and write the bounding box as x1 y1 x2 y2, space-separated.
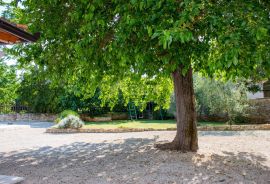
0 137 269 184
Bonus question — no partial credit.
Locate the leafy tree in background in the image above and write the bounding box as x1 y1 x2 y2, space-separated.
8 0 270 151
17 65 127 114
194 76 248 123
17 65 63 113
0 0 16 19
168 76 249 123
0 59 18 106
58 88 127 116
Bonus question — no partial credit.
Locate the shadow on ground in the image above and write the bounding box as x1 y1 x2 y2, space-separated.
0 138 269 184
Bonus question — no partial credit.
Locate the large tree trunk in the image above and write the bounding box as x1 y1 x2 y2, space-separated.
156 65 198 152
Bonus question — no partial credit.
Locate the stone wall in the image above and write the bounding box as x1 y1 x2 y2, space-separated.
0 113 57 122
197 98 270 124
247 98 270 124
80 114 112 122
80 113 128 122
111 113 129 120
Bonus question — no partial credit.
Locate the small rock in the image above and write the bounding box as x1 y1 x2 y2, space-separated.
219 179 226 182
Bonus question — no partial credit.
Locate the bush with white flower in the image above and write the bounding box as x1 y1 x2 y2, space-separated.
56 115 84 129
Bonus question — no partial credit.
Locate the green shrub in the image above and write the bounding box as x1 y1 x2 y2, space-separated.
58 110 79 120
54 117 61 124
228 113 248 125
56 115 84 129
194 75 249 124
169 75 249 124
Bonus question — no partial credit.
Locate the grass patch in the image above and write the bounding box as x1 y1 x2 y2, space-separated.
198 121 226 126
83 120 225 130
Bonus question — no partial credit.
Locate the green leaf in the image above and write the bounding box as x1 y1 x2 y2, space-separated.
146 26 152 36
233 56 238 66
256 27 268 41
151 32 160 39
227 61 232 68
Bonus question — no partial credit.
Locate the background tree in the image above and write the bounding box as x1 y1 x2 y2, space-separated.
168 75 249 124
194 76 249 124
17 65 63 113
0 59 18 106
16 64 128 114
8 0 270 151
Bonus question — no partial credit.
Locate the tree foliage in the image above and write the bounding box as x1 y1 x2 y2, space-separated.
16 64 128 114
194 75 249 123
168 75 249 123
17 65 63 113
0 59 18 105
8 0 270 109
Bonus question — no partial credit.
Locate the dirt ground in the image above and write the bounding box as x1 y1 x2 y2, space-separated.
0 122 269 184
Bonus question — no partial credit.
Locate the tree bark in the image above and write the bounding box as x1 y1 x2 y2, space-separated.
155 65 198 152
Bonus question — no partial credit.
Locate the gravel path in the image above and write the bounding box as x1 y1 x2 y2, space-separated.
0 122 269 184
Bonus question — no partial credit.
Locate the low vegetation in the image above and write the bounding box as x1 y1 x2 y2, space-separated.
55 115 84 129
58 110 79 119
168 75 249 124
55 110 79 123
83 120 225 130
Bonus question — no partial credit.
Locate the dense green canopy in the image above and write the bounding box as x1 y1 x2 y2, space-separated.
0 59 18 105
8 0 270 108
